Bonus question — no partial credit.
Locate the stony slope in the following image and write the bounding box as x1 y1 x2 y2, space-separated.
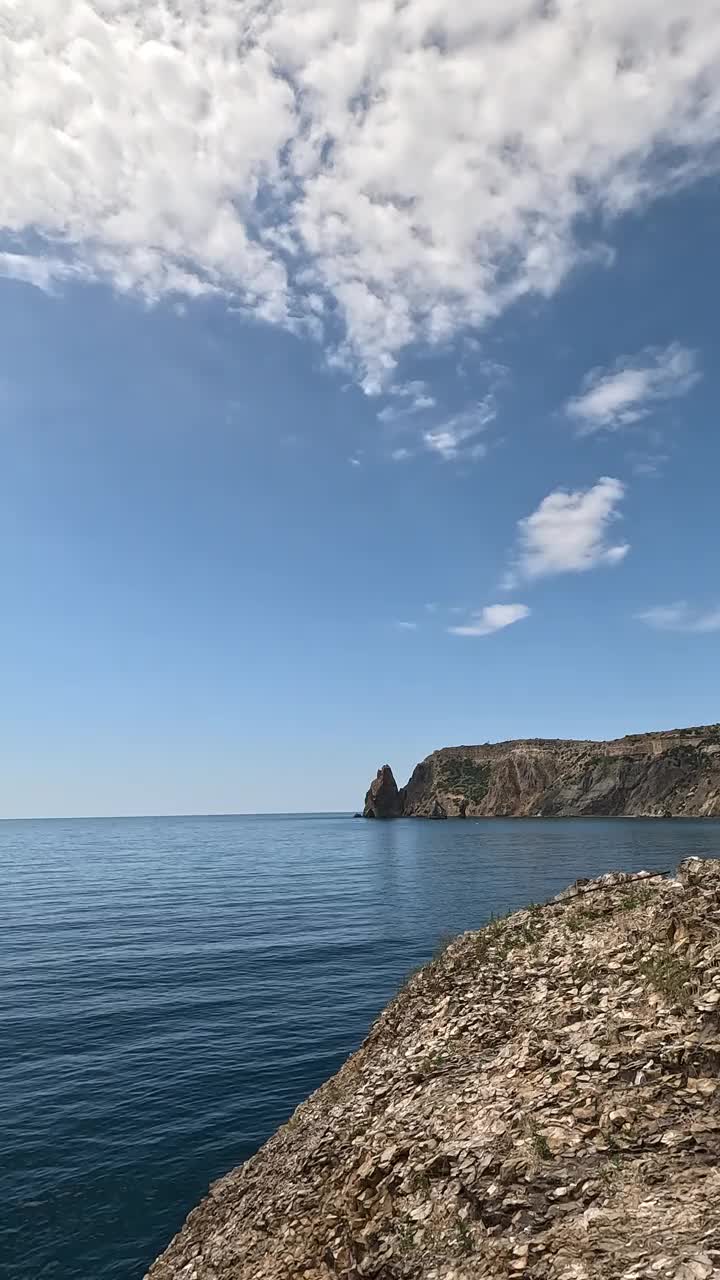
147 858 720 1280
378 725 720 818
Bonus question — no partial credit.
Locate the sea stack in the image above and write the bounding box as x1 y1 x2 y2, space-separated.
363 764 403 818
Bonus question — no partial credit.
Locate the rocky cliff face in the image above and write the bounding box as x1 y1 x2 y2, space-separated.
363 764 403 818
367 724 720 818
146 858 720 1279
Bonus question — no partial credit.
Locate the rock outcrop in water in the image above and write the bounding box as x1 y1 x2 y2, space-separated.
147 857 720 1280
363 764 403 819
364 724 720 818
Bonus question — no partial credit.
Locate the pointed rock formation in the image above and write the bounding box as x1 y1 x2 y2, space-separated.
363 764 403 818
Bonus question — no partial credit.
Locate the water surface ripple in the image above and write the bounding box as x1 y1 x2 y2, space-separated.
2 813 718 1279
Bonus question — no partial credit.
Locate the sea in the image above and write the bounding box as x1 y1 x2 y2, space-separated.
3 813 719 1280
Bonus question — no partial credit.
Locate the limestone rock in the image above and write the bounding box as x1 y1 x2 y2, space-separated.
363 764 403 818
146 858 720 1280
384 723 720 818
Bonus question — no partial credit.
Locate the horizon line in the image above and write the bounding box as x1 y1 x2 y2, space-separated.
0 809 355 823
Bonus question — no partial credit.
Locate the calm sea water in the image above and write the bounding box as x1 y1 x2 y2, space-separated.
3 814 719 1280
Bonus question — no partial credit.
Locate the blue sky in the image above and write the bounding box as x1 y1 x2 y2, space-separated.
0 3 719 816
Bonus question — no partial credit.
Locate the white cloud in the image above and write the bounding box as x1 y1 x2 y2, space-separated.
0 252 90 292
567 344 701 433
377 380 437 423
449 603 530 637
394 620 418 631
2 4 720 388
505 476 629 585
424 430 468 461
637 603 720 633
422 400 496 460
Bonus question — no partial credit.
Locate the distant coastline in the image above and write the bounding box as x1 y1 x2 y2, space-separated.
362 723 720 819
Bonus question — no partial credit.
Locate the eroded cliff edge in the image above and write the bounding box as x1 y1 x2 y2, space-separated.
365 724 720 818
147 858 720 1280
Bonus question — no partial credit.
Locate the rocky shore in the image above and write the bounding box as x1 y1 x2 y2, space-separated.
147 857 720 1280
363 725 720 818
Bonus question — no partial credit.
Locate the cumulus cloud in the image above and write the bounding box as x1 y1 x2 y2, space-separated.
567 344 701 433
3 4 720 388
636 603 720 633
449 603 530 637
505 477 629 586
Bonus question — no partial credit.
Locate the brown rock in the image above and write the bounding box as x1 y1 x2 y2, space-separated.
146 859 720 1280
376 723 720 818
363 765 403 819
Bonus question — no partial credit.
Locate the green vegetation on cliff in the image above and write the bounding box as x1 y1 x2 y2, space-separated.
365 724 720 818
439 757 491 805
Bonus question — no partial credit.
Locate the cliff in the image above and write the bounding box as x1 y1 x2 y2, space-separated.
147 858 720 1280
371 724 720 818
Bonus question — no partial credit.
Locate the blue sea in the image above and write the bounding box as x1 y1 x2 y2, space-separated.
3 814 719 1280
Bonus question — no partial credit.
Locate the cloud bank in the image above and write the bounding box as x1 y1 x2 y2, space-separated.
2 2 720 388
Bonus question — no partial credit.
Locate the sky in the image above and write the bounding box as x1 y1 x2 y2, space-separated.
1 1 719 817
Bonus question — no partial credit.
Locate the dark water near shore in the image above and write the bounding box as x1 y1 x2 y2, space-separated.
3 814 719 1280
